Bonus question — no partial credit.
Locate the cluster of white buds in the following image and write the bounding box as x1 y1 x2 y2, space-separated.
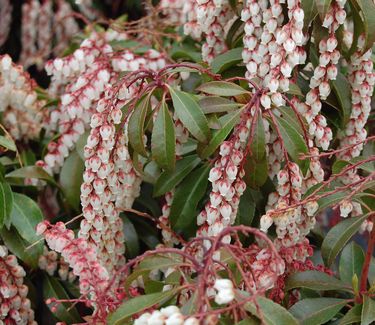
0 0 12 47
297 0 346 149
183 0 202 39
338 37 374 160
38 246 76 282
78 85 131 274
266 127 283 178
213 278 235 305
134 306 199 325
54 0 80 56
302 146 325 192
0 55 46 141
196 0 234 63
197 108 257 247
37 221 112 304
245 245 285 291
158 0 185 25
242 0 306 100
0 245 36 325
19 0 40 68
158 191 180 246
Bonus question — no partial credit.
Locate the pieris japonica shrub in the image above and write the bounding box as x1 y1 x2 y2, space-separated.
0 0 374 324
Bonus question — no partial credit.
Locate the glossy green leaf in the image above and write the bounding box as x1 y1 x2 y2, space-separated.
362 296 375 325
301 0 318 29
10 193 43 244
250 114 266 161
356 0 375 52
317 191 348 212
169 163 210 230
274 115 309 174
122 216 140 259
197 81 249 97
6 166 58 187
0 226 43 268
289 298 347 325
153 155 201 197
138 255 183 271
0 135 16 151
128 94 151 157
211 48 243 73
339 242 365 284
321 214 369 266
244 295 299 325
199 96 241 114
338 304 362 325
169 87 210 143
60 151 84 209
331 72 352 127
199 109 242 159
75 131 89 160
152 102 176 171
286 270 352 292
0 182 13 229
108 290 178 324
315 0 333 21
43 275 81 323
243 155 268 188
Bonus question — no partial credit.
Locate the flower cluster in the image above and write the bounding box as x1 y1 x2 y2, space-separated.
183 0 202 40
134 306 199 325
0 0 12 48
36 221 119 319
196 0 234 63
0 245 36 325
0 55 46 141
38 246 76 283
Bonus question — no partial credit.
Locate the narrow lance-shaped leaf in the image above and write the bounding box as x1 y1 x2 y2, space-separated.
6 166 59 187
151 101 176 171
199 109 242 159
362 296 375 325
0 135 16 152
153 154 201 197
169 87 210 143
197 81 250 97
128 94 151 157
289 298 348 325
321 213 369 266
331 72 352 128
211 48 243 73
338 304 362 325
0 182 13 229
339 242 365 284
356 0 375 52
169 163 211 231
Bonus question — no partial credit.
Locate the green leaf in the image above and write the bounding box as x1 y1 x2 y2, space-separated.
339 242 365 284
211 48 243 73
244 295 299 325
108 290 178 324
243 155 268 188
273 115 309 174
331 72 352 127
169 88 210 143
76 131 89 160
289 298 348 325
169 163 210 231
43 275 81 323
301 0 318 30
317 191 348 212
122 216 140 259
369 257 375 285
286 270 352 292
321 214 369 266
60 151 84 209
315 0 333 21
356 0 375 52
250 115 266 161
338 304 362 325
199 96 241 114
197 81 249 97
0 182 13 229
10 193 43 244
128 94 151 157
6 166 58 187
199 109 242 159
287 83 303 97
362 296 375 325
153 155 201 197
138 255 183 271
0 226 43 268
0 135 16 151
151 102 176 171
